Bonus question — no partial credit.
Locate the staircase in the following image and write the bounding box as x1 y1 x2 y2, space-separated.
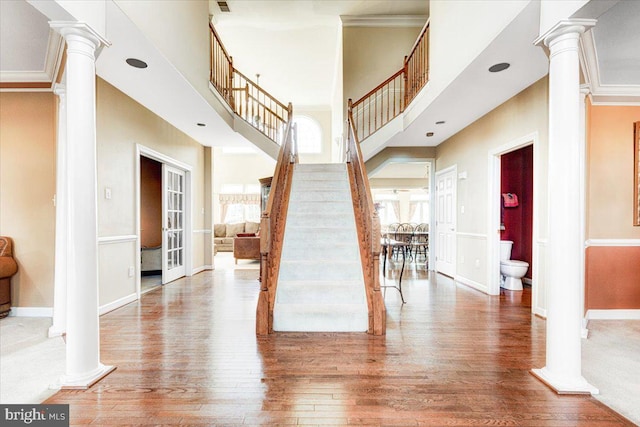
272 163 369 332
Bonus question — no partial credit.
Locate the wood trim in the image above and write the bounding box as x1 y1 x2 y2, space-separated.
352 69 404 110
0 81 52 90
634 121 640 225
98 235 138 244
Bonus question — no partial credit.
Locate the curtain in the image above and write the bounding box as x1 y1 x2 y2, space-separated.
219 194 260 223
408 201 418 223
390 200 400 222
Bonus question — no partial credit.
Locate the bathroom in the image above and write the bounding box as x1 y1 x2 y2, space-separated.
500 145 533 290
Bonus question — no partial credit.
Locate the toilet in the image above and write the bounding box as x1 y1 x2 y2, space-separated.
500 240 529 291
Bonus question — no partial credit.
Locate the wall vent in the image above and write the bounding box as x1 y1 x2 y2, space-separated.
217 1 230 12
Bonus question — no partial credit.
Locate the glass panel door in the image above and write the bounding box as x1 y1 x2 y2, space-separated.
162 165 186 283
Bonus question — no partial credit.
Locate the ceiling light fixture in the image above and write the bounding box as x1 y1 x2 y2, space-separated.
426 132 434 137
126 58 148 69
489 62 510 73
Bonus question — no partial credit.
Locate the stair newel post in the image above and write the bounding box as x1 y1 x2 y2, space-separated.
371 212 385 335
257 213 271 335
403 55 409 110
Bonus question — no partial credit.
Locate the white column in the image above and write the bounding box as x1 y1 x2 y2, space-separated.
50 22 114 388
532 20 598 394
579 85 590 339
49 81 68 338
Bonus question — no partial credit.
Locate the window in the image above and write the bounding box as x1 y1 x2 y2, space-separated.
410 194 429 224
292 116 322 154
373 194 399 226
219 185 261 223
224 203 260 223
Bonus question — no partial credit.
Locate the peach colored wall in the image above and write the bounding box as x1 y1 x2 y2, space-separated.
586 246 640 310
140 156 162 248
587 104 640 239
0 92 56 308
585 103 640 310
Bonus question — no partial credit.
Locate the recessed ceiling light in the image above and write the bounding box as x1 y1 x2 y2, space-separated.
126 58 147 69
489 62 510 73
435 121 445 125
197 123 206 127
426 132 434 137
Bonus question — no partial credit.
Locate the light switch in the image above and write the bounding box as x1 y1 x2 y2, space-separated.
105 187 112 200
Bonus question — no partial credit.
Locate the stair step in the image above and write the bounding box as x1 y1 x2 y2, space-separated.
272 303 368 332
281 244 360 261
276 281 366 304
283 227 357 243
278 260 363 281
295 163 345 172
290 190 349 202
293 179 350 191
289 201 353 215
287 213 355 228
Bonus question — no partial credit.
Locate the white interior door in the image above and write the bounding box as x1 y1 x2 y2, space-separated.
162 165 186 284
435 167 457 277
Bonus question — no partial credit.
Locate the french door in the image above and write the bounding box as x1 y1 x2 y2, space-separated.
162 165 186 283
435 166 457 277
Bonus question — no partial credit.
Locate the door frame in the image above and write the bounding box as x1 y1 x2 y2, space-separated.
136 145 193 297
434 164 457 277
487 132 541 313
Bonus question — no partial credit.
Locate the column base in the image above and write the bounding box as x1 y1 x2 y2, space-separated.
531 367 599 395
59 363 116 389
48 326 65 338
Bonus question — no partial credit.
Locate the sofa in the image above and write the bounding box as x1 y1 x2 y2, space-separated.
233 236 261 263
213 221 260 254
0 237 18 318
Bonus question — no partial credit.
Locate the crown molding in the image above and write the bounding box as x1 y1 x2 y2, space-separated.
0 29 64 90
340 15 427 28
580 29 640 105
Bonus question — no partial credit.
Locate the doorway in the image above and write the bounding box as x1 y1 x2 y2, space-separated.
434 165 457 277
136 145 192 297
488 132 541 315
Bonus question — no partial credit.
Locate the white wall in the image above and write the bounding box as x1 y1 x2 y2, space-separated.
97 78 212 306
436 77 549 312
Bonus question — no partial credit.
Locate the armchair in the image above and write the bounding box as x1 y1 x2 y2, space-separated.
0 237 18 318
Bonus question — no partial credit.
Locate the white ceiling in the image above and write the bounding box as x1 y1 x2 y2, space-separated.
212 0 428 107
2 0 639 170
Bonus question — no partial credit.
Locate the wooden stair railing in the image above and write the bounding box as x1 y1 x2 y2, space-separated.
350 20 430 142
346 101 386 336
209 22 290 144
256 103 298 335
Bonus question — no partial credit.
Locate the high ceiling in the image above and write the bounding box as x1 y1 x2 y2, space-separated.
1 0 639 160
211 0 428 107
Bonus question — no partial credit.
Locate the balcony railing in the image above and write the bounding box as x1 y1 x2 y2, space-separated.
349 21 429 142
209 22 291 144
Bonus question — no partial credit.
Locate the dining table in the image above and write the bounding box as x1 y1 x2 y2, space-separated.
379 237 408 303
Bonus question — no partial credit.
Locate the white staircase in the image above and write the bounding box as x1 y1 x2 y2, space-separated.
273 163 369 332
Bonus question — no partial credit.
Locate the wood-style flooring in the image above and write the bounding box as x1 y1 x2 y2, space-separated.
45 261 633 426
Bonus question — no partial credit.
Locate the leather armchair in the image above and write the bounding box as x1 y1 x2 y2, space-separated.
0 237 18 318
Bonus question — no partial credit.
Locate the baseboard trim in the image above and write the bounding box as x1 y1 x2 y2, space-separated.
192 265 212 275
454 275 488 294
585 309 640 320
99 293 137 316
8 307 53 317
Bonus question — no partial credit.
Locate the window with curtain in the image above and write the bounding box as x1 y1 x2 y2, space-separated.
409 194 429 224
219 193 260 223
373 194 399 225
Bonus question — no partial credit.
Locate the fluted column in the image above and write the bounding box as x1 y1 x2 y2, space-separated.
49 22 114 388
532 20 598 394
49 82 68 338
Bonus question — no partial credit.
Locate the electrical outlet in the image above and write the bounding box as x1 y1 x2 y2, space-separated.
128 266 134 277
105 187 112 200
475 259 480 268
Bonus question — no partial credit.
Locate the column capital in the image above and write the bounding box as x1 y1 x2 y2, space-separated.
53 83 66 97
49 21 110 53
534 19 597 48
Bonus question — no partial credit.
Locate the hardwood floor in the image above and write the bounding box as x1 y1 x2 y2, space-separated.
45 262 633 426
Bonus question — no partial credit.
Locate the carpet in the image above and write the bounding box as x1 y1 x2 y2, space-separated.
582 320 640 425
0 317 65 404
